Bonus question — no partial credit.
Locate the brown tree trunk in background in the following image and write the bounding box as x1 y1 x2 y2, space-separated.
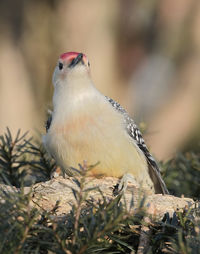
146 56 200 160
55 0 126 104
0 38 37 135
145 0 200 160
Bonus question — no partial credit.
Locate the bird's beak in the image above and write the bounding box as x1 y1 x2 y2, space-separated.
68 53 83 68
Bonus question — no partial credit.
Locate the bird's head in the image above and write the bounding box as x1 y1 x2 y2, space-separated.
53 52 90 87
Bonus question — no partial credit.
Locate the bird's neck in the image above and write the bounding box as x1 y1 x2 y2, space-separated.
52 76 101 123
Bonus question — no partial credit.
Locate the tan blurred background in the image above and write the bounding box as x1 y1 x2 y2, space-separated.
0 0 199 161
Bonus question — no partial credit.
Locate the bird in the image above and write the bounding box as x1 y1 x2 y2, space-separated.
42 52 169 194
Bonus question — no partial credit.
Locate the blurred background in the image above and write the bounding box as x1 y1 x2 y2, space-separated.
0 0 200 162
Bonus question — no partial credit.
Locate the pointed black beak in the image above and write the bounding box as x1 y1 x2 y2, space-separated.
68 53 83 68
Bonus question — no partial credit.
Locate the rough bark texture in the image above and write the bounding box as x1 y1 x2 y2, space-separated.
1 177 194 219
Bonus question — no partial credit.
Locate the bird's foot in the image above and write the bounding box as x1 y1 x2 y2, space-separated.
113 173 138 196
50 166 62 179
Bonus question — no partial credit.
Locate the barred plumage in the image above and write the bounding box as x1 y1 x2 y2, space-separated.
105 96 169 194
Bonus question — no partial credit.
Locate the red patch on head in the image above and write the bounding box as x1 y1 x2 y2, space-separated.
60 52 87 62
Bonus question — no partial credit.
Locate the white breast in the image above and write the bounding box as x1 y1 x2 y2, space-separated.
43 77 153 190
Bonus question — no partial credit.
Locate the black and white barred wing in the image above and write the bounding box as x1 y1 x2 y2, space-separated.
106 96 169 194
45 110 53 132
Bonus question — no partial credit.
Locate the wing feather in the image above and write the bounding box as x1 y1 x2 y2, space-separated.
105 96 169 194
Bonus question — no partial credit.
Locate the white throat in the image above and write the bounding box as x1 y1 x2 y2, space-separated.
52 75 102 123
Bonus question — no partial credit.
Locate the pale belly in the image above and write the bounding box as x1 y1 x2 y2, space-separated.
44 111 150 186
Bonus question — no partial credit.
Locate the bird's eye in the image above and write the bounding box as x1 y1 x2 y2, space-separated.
88 61 90 67
58 62 63 70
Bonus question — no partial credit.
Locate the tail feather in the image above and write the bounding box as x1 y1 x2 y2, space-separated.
148 162 169 194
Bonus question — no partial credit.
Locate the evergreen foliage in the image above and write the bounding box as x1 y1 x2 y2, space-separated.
0 128 199 253
0 128 55 187
162 150 200 198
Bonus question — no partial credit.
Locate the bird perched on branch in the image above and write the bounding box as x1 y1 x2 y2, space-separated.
43 52 168 194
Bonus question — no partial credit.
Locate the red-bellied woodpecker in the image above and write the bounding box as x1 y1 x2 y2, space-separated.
43 52 168 194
